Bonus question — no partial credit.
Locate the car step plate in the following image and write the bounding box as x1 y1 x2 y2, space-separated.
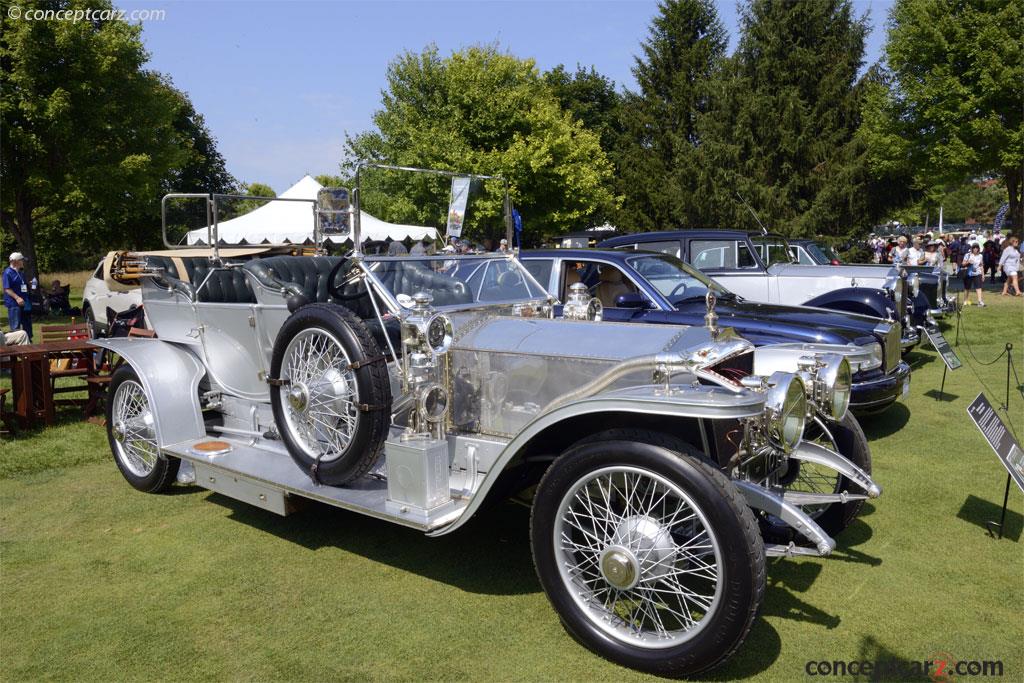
164 436 467 531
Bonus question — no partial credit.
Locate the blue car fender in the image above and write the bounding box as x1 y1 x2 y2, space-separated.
804 287 892 319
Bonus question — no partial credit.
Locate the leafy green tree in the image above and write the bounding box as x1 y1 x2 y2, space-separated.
862 0 1023 230
1 1 234 273
344 45 618 244
696 0 880 237
616 0 727 231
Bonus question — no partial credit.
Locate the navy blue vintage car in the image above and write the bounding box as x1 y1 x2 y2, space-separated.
521 249 911 415
598 230 927 350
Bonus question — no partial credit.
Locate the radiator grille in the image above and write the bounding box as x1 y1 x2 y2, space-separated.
885 325 900 372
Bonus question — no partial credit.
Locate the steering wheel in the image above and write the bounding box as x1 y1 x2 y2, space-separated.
668 281 689 299
452 281 468 297
326 257 367 301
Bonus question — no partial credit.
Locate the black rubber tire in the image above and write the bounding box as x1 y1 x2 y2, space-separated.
761 411 872 544
270 303 392 486
530 430 765 677
106 365 180 493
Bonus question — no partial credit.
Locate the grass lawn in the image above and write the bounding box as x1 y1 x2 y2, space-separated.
1 286 1022 681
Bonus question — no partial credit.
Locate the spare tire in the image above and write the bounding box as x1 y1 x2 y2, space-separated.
270 303 392 485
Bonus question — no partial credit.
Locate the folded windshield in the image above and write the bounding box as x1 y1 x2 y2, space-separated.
626 253 733 305
363 255 550 308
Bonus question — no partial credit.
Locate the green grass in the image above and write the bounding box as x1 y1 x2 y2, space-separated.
1 291 1022 681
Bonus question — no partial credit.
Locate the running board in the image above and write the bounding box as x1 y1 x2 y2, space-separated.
163 436 467 532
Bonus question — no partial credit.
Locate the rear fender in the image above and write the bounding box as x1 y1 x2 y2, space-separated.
91 338 207 449
804 287 891 319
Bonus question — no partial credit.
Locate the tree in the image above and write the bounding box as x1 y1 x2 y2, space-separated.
862 0 1023 230
696 0 880 238
1 1 234 273
616 0 727 231
344 45 618 244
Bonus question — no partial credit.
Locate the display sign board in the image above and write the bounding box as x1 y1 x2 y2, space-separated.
925 327 962 370
446 176 470 238
967 393 1024 494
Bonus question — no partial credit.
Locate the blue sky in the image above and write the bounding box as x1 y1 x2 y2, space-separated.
124 0 895 192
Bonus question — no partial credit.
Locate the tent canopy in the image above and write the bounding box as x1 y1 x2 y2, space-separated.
185 175 437 245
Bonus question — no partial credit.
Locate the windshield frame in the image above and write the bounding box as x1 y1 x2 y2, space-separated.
624 252 735 306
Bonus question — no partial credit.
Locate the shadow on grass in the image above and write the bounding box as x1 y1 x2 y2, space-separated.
956 493 1022 542
904 348 936 371
923 389 959 402
206 493 540 596
860 403 910 439
852 635 938 682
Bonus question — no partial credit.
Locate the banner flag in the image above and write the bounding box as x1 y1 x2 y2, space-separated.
447 177 470 238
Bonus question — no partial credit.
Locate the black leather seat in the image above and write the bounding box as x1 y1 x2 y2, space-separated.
183 259 255 304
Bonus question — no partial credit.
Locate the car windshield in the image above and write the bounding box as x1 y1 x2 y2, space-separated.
625 253 733 305
807 242 840 263
363 255 550 309
751 235 794 265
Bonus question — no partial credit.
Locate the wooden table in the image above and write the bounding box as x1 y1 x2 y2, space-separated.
0 340 99 429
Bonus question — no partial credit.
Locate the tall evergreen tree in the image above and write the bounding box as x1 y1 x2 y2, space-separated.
617 0 727 231
697 0 876 237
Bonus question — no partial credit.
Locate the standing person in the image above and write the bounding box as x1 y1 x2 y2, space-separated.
999 236 1022 296
2 252 33 341
962 243 986 307
982 241 999 283
889 236 909 265
906 238 924 266
923 240 941 267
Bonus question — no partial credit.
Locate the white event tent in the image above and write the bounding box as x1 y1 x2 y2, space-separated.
185 175 438 246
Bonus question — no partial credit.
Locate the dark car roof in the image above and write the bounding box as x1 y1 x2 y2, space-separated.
522 248 638 261
599 230 753 248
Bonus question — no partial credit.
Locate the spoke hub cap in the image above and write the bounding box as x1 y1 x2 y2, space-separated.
600 546 639 590
112 421 127 443
288 383 309 412
609 514 676 584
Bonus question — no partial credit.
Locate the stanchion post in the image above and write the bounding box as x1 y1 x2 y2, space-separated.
953 292 963 346
1003 343 1013 412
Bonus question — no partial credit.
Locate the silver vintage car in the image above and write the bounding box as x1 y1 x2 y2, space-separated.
95 165 880 677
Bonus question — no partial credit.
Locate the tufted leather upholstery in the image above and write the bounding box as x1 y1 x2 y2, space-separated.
183 259 255 303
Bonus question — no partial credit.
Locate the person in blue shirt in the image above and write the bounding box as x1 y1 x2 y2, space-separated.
3 252 33 341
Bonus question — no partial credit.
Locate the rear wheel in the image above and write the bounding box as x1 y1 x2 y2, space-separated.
106 366 179 493
530 435 764 677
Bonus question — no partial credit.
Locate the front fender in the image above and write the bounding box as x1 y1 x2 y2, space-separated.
90 338 207 449
804 287 891 319
429 385 765 536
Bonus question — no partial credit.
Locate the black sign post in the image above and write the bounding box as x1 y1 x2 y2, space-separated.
966 393 1024 539
926 326 962 402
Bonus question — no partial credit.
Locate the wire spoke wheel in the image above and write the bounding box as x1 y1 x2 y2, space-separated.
111 379 158 477
554 466 724 648
279 327 359 462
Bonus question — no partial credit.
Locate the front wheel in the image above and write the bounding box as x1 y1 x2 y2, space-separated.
106 366 179 492
530 438 765 677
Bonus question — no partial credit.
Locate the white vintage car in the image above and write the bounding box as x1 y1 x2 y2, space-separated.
94 165 881 676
